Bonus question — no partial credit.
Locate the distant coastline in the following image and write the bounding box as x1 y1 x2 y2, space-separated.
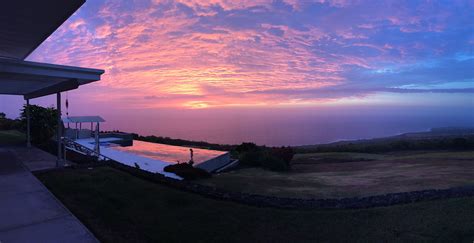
305 127 474 147
103 127 474 152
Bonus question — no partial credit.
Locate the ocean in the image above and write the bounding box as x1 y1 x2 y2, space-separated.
99 106 474 146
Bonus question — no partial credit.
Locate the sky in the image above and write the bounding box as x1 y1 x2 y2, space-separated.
0 0 473 144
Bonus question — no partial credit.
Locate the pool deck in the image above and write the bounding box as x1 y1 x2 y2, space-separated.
0 146 98 243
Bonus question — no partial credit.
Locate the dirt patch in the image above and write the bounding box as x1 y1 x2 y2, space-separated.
198 150 474 198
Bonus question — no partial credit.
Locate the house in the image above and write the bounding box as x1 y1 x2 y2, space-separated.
0 0 104 167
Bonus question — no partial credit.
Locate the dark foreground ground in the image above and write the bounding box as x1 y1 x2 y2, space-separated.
37 167 474 243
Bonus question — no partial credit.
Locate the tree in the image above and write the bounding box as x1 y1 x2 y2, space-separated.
0 112 6 119
20 105 59 145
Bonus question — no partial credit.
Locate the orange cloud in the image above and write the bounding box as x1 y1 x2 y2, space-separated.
26 0 474 110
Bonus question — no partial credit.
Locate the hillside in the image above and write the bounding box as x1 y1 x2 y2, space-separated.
295 127 474 153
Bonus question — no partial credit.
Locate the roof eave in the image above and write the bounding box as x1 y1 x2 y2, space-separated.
0 58 104 99
23 0 86 59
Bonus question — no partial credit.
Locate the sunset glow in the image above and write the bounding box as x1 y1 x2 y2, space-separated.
23 0 473 109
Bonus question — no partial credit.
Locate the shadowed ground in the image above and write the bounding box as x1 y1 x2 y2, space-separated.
0 130 98 242
36 166 474 242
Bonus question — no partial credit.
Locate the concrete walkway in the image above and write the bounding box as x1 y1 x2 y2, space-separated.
0 147 98 243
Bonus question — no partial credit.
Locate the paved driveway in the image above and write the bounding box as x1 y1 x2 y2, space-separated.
0 147 98 243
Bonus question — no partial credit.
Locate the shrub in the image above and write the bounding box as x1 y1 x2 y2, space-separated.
235 142 259 153
236 142 264 166
260 152 289 171
238 149 264 166
164 163 211 180
235 143 292 171
19 105 59 145
270 147 294 167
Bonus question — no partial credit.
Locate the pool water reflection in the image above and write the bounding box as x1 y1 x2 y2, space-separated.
110 140 227 165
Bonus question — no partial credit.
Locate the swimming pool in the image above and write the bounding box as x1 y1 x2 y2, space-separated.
76 138 231 178
110 140 227 165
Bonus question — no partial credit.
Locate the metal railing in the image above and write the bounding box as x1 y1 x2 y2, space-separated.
62 137 112 161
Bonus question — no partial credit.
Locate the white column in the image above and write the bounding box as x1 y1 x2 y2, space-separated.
95 122 100 155
26 99 31 148
56 92 62 167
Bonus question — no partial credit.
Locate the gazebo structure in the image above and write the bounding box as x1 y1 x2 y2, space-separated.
63 116 106 155
62 116 106 140
0 0 104 166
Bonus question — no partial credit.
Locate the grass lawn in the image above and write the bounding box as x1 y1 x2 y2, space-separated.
36 166 474 242
198 150 474 198
0 130 25 146
292 152 385 164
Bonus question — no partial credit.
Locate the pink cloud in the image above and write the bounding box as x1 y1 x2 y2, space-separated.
24 0 473 110
95 24 112 39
